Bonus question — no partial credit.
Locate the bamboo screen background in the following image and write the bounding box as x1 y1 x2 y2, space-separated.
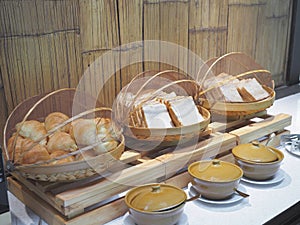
0 0 293 142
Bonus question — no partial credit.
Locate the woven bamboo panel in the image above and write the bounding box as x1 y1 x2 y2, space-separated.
0 0 294 145
118 0 143 87
189 0 228 61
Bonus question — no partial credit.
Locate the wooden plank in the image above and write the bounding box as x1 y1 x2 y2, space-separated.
156 133 236 178
8 177 66 225
8 177 128 225
229 113 292 144
209 110 268 132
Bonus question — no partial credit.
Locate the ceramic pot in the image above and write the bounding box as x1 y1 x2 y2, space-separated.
124 183 187 225
232 141 284 180
188 160 243 200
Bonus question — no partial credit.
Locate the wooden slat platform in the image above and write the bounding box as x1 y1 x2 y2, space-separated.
7 112 292 225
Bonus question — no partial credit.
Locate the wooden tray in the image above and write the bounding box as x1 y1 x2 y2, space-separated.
7 112 292 225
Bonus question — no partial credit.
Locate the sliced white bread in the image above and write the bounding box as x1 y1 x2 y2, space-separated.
220 81 244 102
166 96 204 127
238 78 270 101
141 100 174 128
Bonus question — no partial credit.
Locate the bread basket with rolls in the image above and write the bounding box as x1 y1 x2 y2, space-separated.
3 88 125 182
113 70 211 151
196 52 275 119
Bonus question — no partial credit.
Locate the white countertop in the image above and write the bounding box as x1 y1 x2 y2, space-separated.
5 93 300 225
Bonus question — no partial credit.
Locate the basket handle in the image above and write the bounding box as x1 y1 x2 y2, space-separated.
115 70 190 123
197 52 272 89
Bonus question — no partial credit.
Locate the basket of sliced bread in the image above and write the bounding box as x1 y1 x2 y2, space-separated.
3 88 125 182
197 52 275 118
113 70 211 151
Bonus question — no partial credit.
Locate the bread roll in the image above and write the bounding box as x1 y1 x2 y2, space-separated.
7 134 24 162
70 119 97 146
15 120 47 145
44 112 70 132
21 144 50 164
47 131 77 153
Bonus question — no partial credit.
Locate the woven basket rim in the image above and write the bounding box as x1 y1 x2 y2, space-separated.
15 134 125 170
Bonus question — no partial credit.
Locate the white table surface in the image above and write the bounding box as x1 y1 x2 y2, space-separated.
6 93 300 225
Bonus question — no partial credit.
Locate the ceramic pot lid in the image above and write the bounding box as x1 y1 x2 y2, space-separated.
232 141 278 163
125 183 187 212
188 160 243 182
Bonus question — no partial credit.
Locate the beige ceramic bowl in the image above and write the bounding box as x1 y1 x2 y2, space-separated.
124 183 187 225
188 160 243 200
232 142 284 180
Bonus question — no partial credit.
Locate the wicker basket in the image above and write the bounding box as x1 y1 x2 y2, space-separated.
113 70 211 151
197 52 275 118
199 86 275 117
3 88 125 182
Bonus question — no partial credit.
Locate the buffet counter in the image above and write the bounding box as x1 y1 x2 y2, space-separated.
6 92 300 225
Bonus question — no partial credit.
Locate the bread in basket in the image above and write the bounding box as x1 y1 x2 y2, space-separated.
3 88 125 182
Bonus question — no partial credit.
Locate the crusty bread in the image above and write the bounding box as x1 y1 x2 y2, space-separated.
7 134 24 162
21 144 50 164
70 119 97 146
44 112 70 133
15 120 47 145
47 131 77 153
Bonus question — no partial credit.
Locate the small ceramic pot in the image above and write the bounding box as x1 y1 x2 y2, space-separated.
188 160 243 200
232 141 284 180
124 183 187 225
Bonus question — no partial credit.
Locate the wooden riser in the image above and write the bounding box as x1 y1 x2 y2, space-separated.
7 113 292 225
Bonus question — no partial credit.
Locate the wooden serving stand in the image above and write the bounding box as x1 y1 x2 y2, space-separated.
7 112 292 225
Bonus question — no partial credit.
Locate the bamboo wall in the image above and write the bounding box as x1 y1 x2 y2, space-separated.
0 0 293 143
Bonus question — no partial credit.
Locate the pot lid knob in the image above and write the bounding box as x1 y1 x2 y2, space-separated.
251 140 260 146
151 185 161 193
212 159 220 166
